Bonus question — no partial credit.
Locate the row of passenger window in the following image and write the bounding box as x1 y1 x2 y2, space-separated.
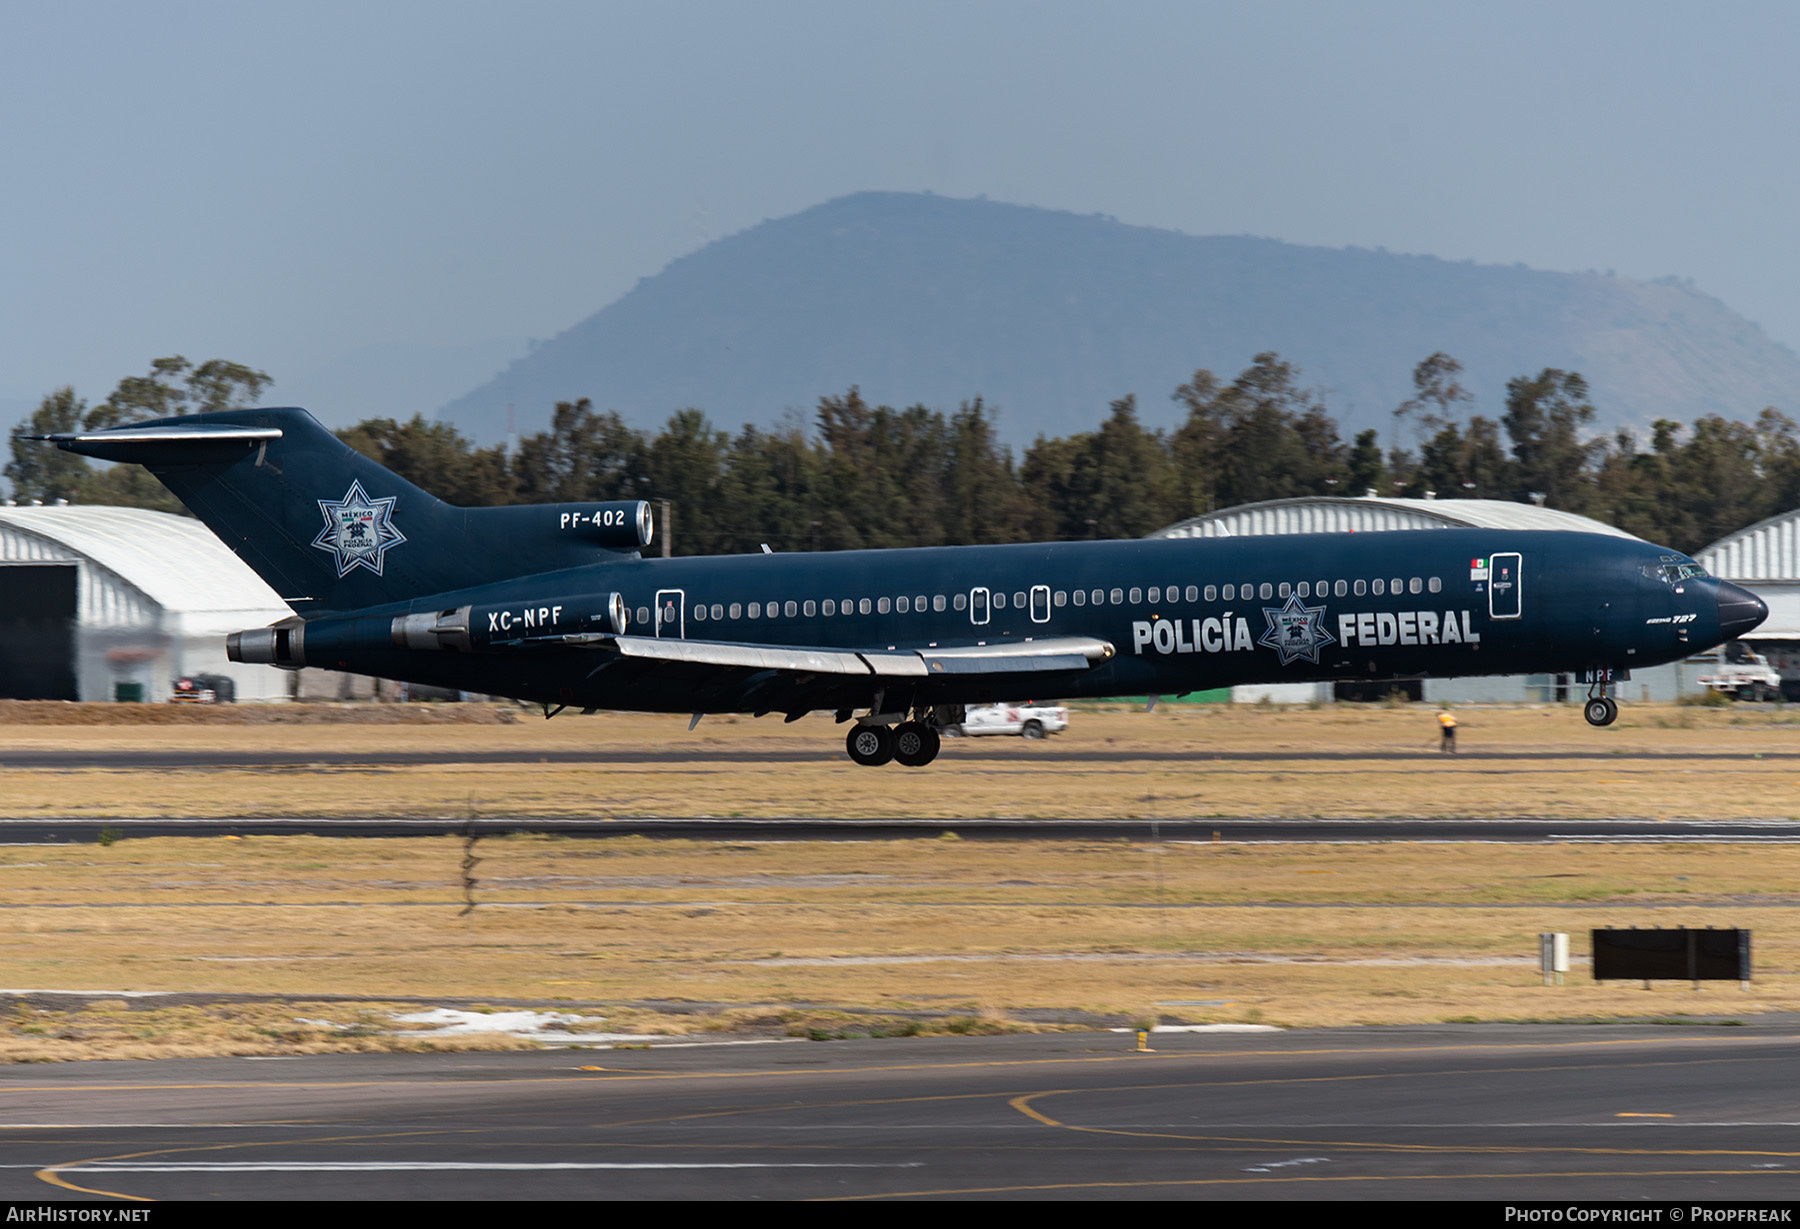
1191 576 1445 602
676 594 959 624
635 574 1446 628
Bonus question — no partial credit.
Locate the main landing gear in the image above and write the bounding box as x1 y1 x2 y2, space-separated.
1583 691 1619 727
845 719 942 767
846 724 893 766
893 721 941 767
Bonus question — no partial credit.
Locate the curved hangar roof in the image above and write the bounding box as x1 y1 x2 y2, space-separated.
1694 510 1800 583
0 505 290 621
1151 496 1640 542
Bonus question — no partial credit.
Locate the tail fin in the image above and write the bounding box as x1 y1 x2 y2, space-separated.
43 407 652 613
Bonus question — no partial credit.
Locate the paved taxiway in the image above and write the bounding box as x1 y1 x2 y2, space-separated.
11 746 1800 768
4 1022 1800 1201
0 817 1796 843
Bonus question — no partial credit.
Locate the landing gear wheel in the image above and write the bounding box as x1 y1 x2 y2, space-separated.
846 724 895 766
1583 696 1618 727
893 722 941 767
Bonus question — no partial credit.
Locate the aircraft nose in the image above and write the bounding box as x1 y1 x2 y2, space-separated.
1717 580 1769 641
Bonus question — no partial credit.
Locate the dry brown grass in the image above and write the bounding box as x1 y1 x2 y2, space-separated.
0 832 1788 1058
3 702 1800 821
0 699 520 726
0 998 548 1062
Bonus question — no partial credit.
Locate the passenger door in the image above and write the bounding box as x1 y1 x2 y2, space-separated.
969 587 991 626
1488 553 1522 620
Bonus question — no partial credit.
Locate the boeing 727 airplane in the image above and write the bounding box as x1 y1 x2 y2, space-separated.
39 408 1768 766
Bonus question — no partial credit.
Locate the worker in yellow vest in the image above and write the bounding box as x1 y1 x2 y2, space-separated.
1437 708 1457 754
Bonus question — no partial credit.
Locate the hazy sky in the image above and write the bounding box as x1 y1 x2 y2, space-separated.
5 1 1799 422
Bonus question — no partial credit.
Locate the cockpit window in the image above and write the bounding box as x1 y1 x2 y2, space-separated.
1641 559 1709 584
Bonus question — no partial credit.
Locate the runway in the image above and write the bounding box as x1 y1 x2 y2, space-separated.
0 816 1795 843
6 1022 1800 1201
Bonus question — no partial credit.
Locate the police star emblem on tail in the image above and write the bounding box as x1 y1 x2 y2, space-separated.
1258 593 1335 666
312 480 407 576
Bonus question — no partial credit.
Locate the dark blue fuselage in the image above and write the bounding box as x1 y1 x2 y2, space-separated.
48 407 1762 720
300 528 1737 712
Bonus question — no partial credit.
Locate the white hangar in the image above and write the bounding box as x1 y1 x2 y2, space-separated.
1154 495 1638 542
1695 510 1800 693
0 505 295 702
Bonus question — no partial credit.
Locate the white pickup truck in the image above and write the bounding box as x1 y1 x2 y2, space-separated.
948 702 1069 739
1698 644 1782 700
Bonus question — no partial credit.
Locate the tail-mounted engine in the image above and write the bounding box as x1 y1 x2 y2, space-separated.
392 593 629 651
559 501 654 550
227 592 629 668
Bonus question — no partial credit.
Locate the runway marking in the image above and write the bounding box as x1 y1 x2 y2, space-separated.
585 1050 1800 1135
1243 1155 1330 1172
584 1120 1800 1130
0 1123 341 1129
35 1128 483 1200
57 1161 924 1172
32 1171 147 1202
1005 1066 1800 1160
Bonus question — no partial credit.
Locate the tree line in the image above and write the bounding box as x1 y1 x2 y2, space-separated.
9 352 1800 555
4 357 273 517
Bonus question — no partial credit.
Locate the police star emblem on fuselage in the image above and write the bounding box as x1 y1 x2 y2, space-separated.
312 479 407 577
1258 592 1336 666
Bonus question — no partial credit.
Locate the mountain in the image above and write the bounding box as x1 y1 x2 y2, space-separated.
437 192 1800 447
281 337 530 433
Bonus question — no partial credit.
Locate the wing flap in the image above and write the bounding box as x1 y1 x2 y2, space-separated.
920 637 1112 663
604 634 1112 677
922 651 1094 675
610 635 871 675
858 651 931 677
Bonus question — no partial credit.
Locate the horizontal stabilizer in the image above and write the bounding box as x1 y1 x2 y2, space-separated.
30 408 655 613
37 424 282 465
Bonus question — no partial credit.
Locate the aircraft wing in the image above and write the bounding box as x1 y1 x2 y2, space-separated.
575 634 1114 715
604 635 1110 676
